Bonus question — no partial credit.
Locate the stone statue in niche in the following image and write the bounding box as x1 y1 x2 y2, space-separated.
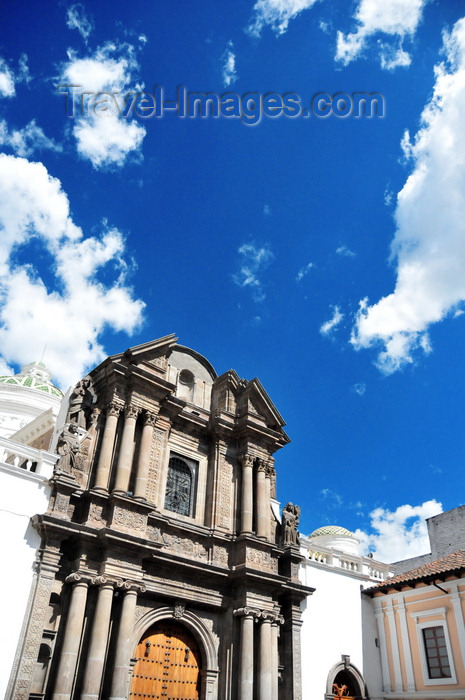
55 424 80 475
282 502 300 546
67 377 93 429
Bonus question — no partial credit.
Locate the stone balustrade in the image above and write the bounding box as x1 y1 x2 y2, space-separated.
0 436 57 478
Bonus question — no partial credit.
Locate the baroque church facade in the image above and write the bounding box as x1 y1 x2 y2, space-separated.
7 334 312 700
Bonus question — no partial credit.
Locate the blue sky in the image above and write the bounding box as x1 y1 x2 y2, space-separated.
1 0 465 561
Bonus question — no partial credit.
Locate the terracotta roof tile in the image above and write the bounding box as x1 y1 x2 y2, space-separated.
364 550 465 593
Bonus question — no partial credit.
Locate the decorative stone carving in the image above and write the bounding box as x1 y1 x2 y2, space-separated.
218 455 232 529
146 428 164 503
282 502 300 546
67 376 93 429
162 533 208 561
88 502 106 525
147 525 162 542
173 601 186 619
112 505 147 532
213 545 229 566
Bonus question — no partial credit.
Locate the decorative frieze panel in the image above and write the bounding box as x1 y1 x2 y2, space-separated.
110 504 148 534
161 533 208 561
213 545 229 567
146 428 164 504
218 455 233 530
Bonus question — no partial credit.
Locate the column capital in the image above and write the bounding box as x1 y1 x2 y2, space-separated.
65 572 91 585
116 579 146 594
234 607 260 619
106 401 123 417
239 454 254 469
143 410 158 426
256 458 268 473
124 404 141 420
91 575 115 587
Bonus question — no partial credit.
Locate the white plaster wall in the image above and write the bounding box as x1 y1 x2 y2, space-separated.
361 594 384 700
300 563 366 700
0 467 51 699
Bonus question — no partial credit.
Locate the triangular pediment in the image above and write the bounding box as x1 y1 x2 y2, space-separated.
241 378 286 430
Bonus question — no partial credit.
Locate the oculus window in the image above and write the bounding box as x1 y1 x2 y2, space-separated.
164 454 197 517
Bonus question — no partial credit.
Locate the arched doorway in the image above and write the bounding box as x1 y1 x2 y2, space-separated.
129 619 202 700
326 660 368 700
332 669 359 698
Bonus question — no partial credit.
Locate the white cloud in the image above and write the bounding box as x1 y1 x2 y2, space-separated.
233 242 273 301
320 487 343 507
352 382 366 395
222 41 238 87
296 261 314 281
0 58 15 98
336 0 428 69
60 42 146 168
66 4 94 42
247 0 320 37
320 305 343 336
0 154 145 388
0 119 61 157
355 499 443 562
336 245 356 258
351 18 465 373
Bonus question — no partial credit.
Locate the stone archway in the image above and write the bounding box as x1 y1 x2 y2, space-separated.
325 660 368 699
131 607 219 700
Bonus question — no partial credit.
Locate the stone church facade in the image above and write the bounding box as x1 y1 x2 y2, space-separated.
7 334 312 700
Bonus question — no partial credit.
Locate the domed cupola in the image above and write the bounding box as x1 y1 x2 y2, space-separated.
0 361 63 439
309 524 361 556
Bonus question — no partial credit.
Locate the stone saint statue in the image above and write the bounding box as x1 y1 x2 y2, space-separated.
55 424 80 475
67 377 93 429
282 502 301 546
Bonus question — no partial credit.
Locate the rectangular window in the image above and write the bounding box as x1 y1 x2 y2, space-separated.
422 626 452 679
164 453 197 517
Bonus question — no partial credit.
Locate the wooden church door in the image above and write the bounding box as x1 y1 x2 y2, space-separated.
129 620 201 700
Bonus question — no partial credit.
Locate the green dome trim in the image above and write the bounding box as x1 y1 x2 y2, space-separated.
0 362 64 398
309 525 355 538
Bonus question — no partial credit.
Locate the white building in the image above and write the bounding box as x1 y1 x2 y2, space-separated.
300 525 392 700
0 362 62 700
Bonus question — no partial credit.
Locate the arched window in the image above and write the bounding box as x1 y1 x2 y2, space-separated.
164 455 196 516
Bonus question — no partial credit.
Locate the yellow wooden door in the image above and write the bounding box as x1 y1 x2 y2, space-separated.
129 620 201 700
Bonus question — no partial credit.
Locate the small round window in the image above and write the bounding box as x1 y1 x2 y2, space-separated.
179 369 194 385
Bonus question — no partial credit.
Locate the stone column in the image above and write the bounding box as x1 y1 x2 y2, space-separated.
80 578 114 700
270 616 280 700
133 411 156 500
240 455 254 534
259 614 272 700
235 608 255 700
113 405 140 494
109 582 145 700
256 459 269 539
52 574 89 700
94 403 121 491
